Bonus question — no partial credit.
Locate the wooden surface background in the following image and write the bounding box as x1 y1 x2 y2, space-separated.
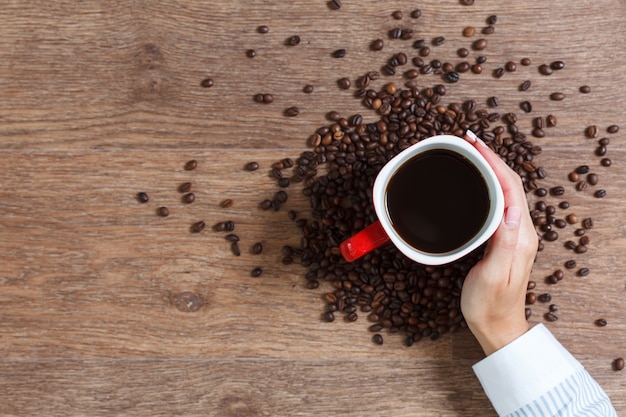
1 1 626 416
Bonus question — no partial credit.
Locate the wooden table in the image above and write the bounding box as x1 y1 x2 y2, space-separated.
1 1 625 415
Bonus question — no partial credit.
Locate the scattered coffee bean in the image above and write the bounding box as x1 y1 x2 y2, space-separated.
487 96 499 107
601 158 612 167
182 193 195 204
566 214 578 224
538 293 552 303
220 199 233 208
225 234 239 242
607 124 619 133
252 242 263 255
579 85 591 93
595 318 608 327
245 161 260 171
613 358 625 371
482 25 495 35
246 49 256 58
538 64 553 75
575 245 587 254
559 201 570 209
551 186 565 196
547 114 557 127
565 260 577 269
371 39 384 51
257 25 269 34
585 125 599 138
286 35 301 46
338 77 351 89
578 268 590 277
550 60 565 70
520 80 532 91
328 0 341 10
303 84 314 94
521 57 531 66
432 36 445 46
545 312 558 322
472 38 487 50
285 106 300 117
463 26 475 37
251 267 263 277
191 220 206 233
184 160 197 171
587 173 599 185
200 78 214 88
373 334 384 345
459 0 475 6
231 242 241 256
576 181 588 192
505 61 517 72
178 182 192 193
594 189 607 198
410 9 422 18
332 49 346 58
520 101 532 113
582 218 594 229
568 172 579 182
137 192 149 203
157 207 169 217
550 92 565 101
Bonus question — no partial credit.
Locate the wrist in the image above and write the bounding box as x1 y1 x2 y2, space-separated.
468 320 529 356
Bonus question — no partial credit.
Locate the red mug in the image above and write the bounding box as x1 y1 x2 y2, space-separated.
339 134 504 265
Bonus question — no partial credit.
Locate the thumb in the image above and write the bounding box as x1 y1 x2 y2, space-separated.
482 205 522 264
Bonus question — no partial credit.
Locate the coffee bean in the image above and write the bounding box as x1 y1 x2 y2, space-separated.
457 48 469 58
579 235 590 246
191 220 205 233
538 64 553 75
559 201 570 209
482 25 495 35
550 60 565 70
575 228 586 236
566 214 578 224
594 189 607 198
252 242 263 255
613 358 625 371
545 312 558 322
285 106 300 117
472 64 483 74
231 242 241 256
487 96 499 107
568 172 579 182
551 186 565 196
505 61 516 72
245 161 260 171
579 85 591 93
178 182 192 193
303 84 314 94
371 39 384 51
246 49 256 58
550 92 565 101
460 0 475 5
538 293 552 303
585 125 599 138
520 101 532 113
601 158 612 167
257 25 269 34
184 160 198 171
410 9 422 18
220 199 233 208
472 39 487 50
182 193 195 204
200 78 214 88
607 124 619 133
565 260 577 269
157 207 169 217
225 234 239 242
332 49 346 58
599 137 610 146
575 245 587 254
547 114 557 127
338 77 351 89
582 218 594 229
587 173 599 185
564 240 576 250
521 57 531 66
596 145 607 157
328 0 341 10
444 71 460 83
578 268 590 277
520 80 532 91
463 27 475 37
535 188 548 197
251 267 263 277
432 36 445 46
543 231 558 241
487 14 498 24
528 281 537 290
373 334 384 345
286 35 301 46
137 192 149 203
595 318 608 327
576 181 587 192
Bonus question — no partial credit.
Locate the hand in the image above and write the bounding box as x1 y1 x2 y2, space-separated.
460 131 539 356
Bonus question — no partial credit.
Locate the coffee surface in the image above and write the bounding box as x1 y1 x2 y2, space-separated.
385 149 490 254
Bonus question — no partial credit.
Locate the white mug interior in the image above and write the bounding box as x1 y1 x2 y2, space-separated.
372 135 505 265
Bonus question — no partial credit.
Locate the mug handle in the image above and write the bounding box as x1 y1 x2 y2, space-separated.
339 220 391 262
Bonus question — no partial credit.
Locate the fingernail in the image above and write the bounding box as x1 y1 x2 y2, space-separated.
504 206 522 226
465 129 478 143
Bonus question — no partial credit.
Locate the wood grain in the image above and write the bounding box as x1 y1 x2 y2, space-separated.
1 1 626 415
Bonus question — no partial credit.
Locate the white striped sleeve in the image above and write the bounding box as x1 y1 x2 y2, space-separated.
472 324 616 416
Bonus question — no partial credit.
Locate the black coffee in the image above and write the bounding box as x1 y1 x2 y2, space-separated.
385 149 489 254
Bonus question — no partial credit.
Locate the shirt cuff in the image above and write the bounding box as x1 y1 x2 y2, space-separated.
472 323 583 416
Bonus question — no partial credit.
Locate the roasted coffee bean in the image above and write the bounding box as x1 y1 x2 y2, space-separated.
460 0 475 5
373 334 384 345
555 219 567 229
594 189 607 198
586 125 599 138
550 60 565 70
245 161 260 171
538 64 553 75
476 55 487 64
550 92 565 101
432 36 445 46
520 80 532 91
472 64 483 74
578 267 590 277
565 260 577 269
554 270 564 281
220 199 233 208
568 172 579 182
184 160 198 171
599 137 610 146
285 106 300 117
457 47 470 58
576 181 588 192
528 281 537 290
463 26 475 37
526 292 537 304
538 293 552 303
607 124 619 133
535 188 548 197
505 61 516 72
182 193 195 204
482 25 495 35
410 9 422 18
472 38 487 50
575 228 586 237
579 85 591 93
543 231 558 241
178 182 192 193
566 214 578 224
546 274 559 285
250 267 263 277
613 358 625 371
225 234 240 242
559 201 570 209
601 158 612 167
328 0 342 10
587 173 599 185
520 101 532 113
521 57 531 66
579 235 590 246
338 77 351 89
545 312 558 322
575 165 590 174
564 240 577 250
487 96 499 107
444 71 460 83
487 14 498 24
231 242 241 256
200 78 214 88
263 93 274 103
596 145 607 157
547 114 557 127
286 35 301 46
303 84 314 94
323 311 335 322
191 220 206 233
550 186 565 196
332 49 346 58
137 192 149 203
371 39 384 51
157 207 169 217
549 304 559 312
246 49 256 58
257 25 269 34
595 318 608 327
575 245 587 254
582 218 594 229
